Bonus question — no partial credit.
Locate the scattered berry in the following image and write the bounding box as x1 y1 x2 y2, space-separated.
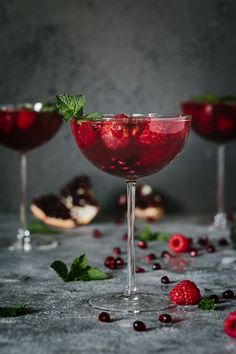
168 234 190 253
113 247 121 255
137 240 148 249
99 312 110 322
223 290 234 299
161 250 172 259
159 313 172 323
218 238 229 246
170 280 202 305
189 248 198 257
224 311 236 338
206 245 216 253
133 320 146 332
152 263 161 271
210 294 219 303
198 235 209 246
114 217 123 225
104 256 116 269
115 257 124 267
93 229 103 238
135 266 145 273
145 253 156 263
122 233 128 241
161 276 170 284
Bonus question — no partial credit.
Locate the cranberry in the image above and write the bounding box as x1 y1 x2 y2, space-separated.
115 257 124 267
99 312 110 322
93 229 103 238
218 238 229 246
152 263 161 270
113 247 121 255
198 236 209 246
223 290 234 299
104 256 116 269
135 266 145 273
159 313 172 323
145 253 156 263
133 320 146 331
206 245 216 253
161 276 170 284
114 217 123 225
137 240 148 249
189 248 198 257
161 251 172 259
122 233 128 241
210 294 219 303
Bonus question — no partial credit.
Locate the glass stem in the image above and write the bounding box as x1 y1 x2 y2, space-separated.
216 145 225 215
125 181 137 298
19 152 27 234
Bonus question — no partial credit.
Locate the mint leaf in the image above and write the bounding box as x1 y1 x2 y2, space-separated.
198 298 216 310
40 102 57 112
135 225 158 241
67 254 88 281
193 93 219 104
56 94 85 121
0 305 27 317
51 260 68 281
28 220 59 235
84 112 102 120
157 231 171 242
87 267 109 280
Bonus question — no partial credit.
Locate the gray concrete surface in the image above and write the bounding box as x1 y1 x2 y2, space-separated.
1 214 236 354
0 0 236 215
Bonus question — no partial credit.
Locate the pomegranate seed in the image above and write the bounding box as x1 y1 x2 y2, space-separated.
198 236 209 246
223 290 234 299
113 247 121 255
145 253 156 263
161 276 170 284
137 240 148 249
122 233 128 241
99 312 110 322
189 248 198 257
152 263 161 270
114 217 123 225
159 314 172 323
210 294 219 303
135 266 145 273
104 256 116 269
115 257 124 267
161 251 172 259
206 245 216 253
93 229 103 238
218 238 229 246
133 320 146 331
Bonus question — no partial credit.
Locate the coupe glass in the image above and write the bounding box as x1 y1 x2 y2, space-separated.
0 103 62 251
182 101 236 230
70 113 191 313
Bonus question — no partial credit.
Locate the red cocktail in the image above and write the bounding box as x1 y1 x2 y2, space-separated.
182 100 236 229
0 103 62 250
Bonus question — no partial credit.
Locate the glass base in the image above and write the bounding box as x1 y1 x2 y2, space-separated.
208 212 228 231
9 229 58 251
88 292 170 313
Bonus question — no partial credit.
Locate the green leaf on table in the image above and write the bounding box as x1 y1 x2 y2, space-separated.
0 305 28 317
28 220 59 235
198 298 216 311
135 224 158 241
156 231 172 242
51 254 110 282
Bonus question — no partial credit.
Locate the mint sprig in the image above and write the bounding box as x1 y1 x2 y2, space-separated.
28 220 59 235
56 94 102 122
51 254 109 282
198 298 216 311
135 225 171 242
192 93 236 104
0 305 28 317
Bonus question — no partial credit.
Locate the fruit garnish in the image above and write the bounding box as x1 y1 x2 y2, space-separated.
137 240 148 249
93 229 103 238
161 276 170 284
168 234 190 253
223 290 234 299
17 111 36 130
170 280 202 305
189 248 198 257
113 247 121 256
206 244 216 253
152 263 161 271
133 320 146 332
209 294 219 303
99 312 110 322
224 312 236 338
0 305 28 317
159 314 172 323
218 238 229 246
101 121 130 149
145 253 156 263
161 251 172 259
198 298 216 310
51 254 109 281
56 94 102 122
104 256 116 269
135 266 145 273
115 257 124 268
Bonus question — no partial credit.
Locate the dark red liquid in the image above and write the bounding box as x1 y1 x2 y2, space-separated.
182 101 236 144
71 116 191 180
0 109 62 152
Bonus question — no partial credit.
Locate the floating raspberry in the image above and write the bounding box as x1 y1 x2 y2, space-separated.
170 280 202 305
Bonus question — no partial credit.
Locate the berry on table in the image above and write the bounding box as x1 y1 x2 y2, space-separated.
93 229 103 238
159 313 172 323
122 233 128 241
210 294 219 303
135 266 145 273
133 320 146 331
115 257 124 268
218 238 229 246
168 234 190 253
152 263 161 271
206 245 216 253
161 276 170 284
224 311 236 338
104 256 116 269
198 236 209 246
99 312 110 322
113 247 121 255
170 280 202 305
189 248 198 257
161 251 172 259
223 290 234 299
137 240 148 249
145 253 156 263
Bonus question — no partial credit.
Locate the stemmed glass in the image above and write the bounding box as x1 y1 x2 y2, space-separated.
70 113 191 312
182 100 236 230
0 103 62 251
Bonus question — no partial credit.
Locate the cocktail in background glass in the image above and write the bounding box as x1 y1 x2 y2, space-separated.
182 99 236 229
70 113 191 312
0 103 62 250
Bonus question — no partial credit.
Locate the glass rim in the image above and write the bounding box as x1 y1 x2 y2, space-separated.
97 114 191 121
0 102 54 112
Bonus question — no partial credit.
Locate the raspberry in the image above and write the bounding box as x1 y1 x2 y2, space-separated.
168 234 190 253
139 119 166 147
101 121 130 149
17 111 36 130
71 120 100 149
170 280 202 305
224 312 236 338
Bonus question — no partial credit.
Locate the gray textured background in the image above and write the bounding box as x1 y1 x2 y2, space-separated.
0 0 236 215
